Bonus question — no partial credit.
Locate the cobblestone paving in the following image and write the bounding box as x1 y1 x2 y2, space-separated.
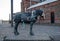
0 22 60 41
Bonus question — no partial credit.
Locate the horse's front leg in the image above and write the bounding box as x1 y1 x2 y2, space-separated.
30 22 34 35
14 22 19 35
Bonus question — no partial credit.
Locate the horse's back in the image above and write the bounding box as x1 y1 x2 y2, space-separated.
14 12 31 22
21 12 31 21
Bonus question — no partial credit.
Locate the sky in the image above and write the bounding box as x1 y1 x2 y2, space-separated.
0 0 21 20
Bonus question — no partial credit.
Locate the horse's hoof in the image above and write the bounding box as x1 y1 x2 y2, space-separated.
14 32 19 35
30 33 34 36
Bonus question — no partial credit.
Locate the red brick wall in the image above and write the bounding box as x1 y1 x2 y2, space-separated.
21 0 38 12
21 0 30 12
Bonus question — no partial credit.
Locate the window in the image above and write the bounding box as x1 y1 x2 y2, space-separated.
40 0 46 2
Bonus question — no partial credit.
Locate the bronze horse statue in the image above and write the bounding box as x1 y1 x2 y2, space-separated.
14 9 43 35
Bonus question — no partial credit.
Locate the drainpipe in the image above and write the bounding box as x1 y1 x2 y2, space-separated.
30 0 32 12
30 0 32 6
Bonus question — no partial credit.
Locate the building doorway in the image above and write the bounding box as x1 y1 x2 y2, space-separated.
51 11 55 24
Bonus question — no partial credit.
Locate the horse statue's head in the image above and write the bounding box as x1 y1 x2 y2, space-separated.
31 9 43 17
35 9 43 16
29 9 43 21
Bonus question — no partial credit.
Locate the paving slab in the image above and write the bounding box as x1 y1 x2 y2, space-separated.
49 32 60 41
4 32 51 40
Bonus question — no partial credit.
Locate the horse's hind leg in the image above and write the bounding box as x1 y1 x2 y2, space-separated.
30 22 34 35
14 22 19 35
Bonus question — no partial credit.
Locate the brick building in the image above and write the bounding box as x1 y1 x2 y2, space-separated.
21 0 60 23
21 0 40 12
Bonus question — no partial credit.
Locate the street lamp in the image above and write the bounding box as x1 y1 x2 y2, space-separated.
11 0 13 27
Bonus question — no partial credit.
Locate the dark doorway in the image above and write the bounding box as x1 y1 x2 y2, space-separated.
51 11 55 24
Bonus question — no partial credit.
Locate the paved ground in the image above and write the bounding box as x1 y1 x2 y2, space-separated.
0 22 60 41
